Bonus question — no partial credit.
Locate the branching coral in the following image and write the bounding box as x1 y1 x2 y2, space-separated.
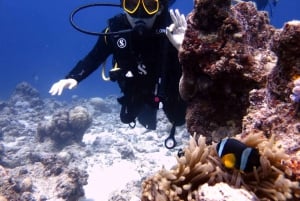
141 134 300 201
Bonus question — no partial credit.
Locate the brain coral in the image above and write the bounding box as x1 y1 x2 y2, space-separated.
37 106 92 145
69 106 92 132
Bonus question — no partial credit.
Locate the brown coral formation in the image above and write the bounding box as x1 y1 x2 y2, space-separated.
179 0 277 143
242 20 300 182
142 0 300 200
37 106 92 146
9 82 44 109
141 134 300 201
268 20 300 101
0 155 88 201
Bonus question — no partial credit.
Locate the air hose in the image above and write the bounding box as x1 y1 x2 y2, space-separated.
69 2 132 35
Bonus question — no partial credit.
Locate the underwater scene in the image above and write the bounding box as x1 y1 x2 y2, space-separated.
0 0 300 200
0 0 297 100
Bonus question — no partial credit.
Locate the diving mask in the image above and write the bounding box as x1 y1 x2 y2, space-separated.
123 0 160 17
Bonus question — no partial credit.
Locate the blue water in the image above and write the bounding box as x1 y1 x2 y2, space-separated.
0 0 299 101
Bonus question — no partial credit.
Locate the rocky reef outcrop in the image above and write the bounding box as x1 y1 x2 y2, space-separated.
0 156 88 201
37 106 92 146
0 81 188 201
9 82 44 109
242 19 300 181
141 0 300 200
179 0 277 143
0 82 90 201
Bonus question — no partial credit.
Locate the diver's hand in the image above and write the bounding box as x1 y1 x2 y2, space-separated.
290 78 300 102
166 9 187 51
49 78 78 96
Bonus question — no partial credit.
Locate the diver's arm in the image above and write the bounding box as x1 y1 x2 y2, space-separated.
49 29 111 96
49 78 78 96
65 33 111 82
165 9 187 51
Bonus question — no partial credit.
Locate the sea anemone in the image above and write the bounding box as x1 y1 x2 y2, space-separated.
141 133 300 201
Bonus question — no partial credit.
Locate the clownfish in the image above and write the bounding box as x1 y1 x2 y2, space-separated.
216 138 261 172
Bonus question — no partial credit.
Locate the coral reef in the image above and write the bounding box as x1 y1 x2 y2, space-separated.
89 97 112 114
142 0 300 200
268 20 300 101
141 135 300 201
0 82 44 142
37 106 92 146
1 82 189 200
0 155 88 201
56 168 88 201
242 20 300 181
9 82 44 109
179 0 277 143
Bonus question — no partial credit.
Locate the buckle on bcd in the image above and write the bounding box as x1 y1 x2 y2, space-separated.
129 120 136 128
164 124 177 149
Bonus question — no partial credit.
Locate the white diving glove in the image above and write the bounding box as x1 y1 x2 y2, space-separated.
166 9 187 51
49 78 78 96
290 78 300 102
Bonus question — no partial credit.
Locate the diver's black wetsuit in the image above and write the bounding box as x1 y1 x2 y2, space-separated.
65 12 186 130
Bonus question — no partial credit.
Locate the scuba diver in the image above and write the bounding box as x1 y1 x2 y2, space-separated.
49 0 187 149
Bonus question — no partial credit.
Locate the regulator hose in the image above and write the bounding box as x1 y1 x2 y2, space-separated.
69 2 132 35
